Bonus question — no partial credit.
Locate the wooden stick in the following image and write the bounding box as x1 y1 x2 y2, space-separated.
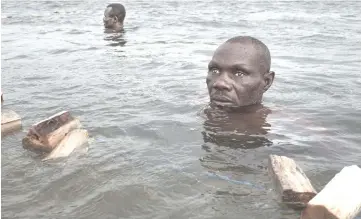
42 129 88 161
301 165 361 219
22 111 81 152
268 154 317 209
1 109 22 135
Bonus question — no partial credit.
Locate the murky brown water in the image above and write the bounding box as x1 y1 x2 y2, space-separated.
2 1 361 218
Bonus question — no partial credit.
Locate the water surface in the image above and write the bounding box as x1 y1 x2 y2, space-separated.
2 0 361 218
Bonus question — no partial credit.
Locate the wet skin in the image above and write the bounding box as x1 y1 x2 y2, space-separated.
206 38 275 110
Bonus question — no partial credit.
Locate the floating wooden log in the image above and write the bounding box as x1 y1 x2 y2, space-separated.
42 129 89 161
1 109 22 135
301 165 361 219
268 154 317 209
22 111 81 153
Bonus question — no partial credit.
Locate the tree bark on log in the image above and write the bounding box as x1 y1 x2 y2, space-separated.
22 111 81 152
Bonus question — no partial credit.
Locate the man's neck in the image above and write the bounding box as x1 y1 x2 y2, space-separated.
209 103 266 114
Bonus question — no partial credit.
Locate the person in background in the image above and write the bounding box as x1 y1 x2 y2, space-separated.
103 3 126 31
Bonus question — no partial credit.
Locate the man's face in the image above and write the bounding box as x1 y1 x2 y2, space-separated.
206 42 271 108
103 7 117 29
103 17 115 28
103 15 117 29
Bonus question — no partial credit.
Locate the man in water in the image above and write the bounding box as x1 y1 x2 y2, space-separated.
206 36 275 112
103 3 126 31
202 36 275 149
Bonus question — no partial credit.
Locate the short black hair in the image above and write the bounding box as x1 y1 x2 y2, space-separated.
226 36 271 72
105 3 126 22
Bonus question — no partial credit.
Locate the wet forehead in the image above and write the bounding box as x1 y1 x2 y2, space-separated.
211 42 265 73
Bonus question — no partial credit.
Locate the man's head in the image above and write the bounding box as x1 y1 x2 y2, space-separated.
103 3 126 30
206 36 275 109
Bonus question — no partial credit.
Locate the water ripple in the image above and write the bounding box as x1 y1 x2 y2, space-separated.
2 0 361 218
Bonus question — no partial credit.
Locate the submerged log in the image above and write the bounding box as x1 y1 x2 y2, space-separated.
22 111 81 153
301 165 361 219
42 129 89 161
268 154 317 209
1 109 22 135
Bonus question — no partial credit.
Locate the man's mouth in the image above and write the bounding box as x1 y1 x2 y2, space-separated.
211 96 233 106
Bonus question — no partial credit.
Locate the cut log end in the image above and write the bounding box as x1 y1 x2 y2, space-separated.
1 120 22 136
1 109 22 136
22 111 81 153
268 154 317 209
28 111 73 140
42 129 89 161
301 165 361 219
2 109 21 124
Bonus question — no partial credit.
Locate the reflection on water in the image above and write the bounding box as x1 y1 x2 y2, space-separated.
198 104 273 182
201 104 273 150
103 31 127 47
2 0 361 218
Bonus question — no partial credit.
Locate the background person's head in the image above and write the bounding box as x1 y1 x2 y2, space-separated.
206 36 275 109
103 3 126 30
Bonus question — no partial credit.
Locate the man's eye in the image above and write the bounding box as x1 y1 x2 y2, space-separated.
210 68 220 74
235 71 245 77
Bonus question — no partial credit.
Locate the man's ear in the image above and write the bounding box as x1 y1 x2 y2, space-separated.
114 16 118 23
263 71 275 92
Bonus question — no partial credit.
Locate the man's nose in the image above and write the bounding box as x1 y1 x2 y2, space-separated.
213 73 232 91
